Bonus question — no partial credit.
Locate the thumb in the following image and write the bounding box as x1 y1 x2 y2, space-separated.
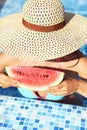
57 82 64 89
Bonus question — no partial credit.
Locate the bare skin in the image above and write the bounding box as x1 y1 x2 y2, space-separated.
0 51 87 98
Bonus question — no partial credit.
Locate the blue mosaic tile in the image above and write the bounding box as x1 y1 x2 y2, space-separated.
0 96 86 129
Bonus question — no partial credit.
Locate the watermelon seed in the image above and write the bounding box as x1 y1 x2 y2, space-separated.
19 71 22 75
40 74 42 78
16 70 19 74
39 74 49 78
36 73 39 77
43 74 49 78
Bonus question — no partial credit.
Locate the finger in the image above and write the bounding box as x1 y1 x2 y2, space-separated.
49 91 67 96
49 85 67 92
49 82 65 90
0 73 19 88
57 80 68 89
48 86 69 96
49 89 67 95
37 91 48 97
0 77 18 85
0 78 18 88
0 74 17 83
57 83 65 89
0 81 18 88
9 78 18 85
49 86 59 91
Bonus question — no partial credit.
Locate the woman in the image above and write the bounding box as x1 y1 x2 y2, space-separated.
0 0 87 105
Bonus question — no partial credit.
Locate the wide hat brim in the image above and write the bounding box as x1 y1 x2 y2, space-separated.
0 12 87 61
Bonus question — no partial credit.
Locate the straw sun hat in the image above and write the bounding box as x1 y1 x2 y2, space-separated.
0 0 87 61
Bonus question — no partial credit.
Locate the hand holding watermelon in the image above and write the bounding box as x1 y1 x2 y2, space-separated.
0 73 18 88
48 78 79 96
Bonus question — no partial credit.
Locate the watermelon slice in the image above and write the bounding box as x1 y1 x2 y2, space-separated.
5 66 65 91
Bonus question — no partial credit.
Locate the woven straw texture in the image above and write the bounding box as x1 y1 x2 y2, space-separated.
0 0 87 61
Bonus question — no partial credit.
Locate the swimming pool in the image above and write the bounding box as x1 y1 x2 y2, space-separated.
0 0 87 106
62 0 87 17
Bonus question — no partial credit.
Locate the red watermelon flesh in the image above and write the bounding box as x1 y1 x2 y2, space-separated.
5 66 65 91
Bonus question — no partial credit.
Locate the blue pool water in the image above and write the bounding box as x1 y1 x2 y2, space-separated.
62 0 87 17
1 0 87 17
0 0 87 106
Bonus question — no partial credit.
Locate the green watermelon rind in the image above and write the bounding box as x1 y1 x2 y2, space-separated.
5 66 65 91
